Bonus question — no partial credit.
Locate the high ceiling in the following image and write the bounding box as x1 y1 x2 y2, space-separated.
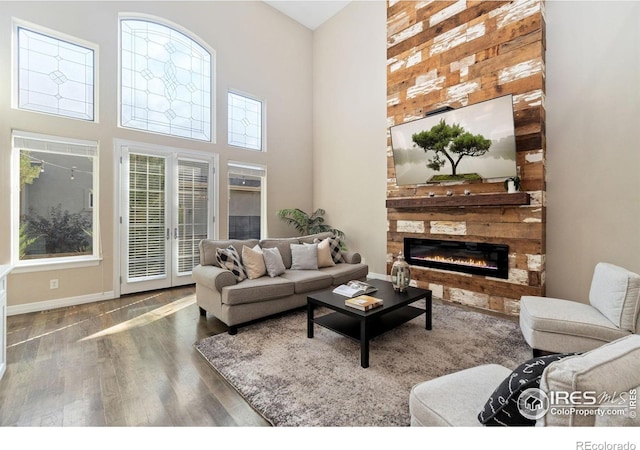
264 1 351 30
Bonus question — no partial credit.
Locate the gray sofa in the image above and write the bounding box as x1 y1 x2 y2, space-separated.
409 334 640 427
192 232 368 334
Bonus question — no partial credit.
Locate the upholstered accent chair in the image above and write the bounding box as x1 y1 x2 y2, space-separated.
519 262 640 356
409 335 640 427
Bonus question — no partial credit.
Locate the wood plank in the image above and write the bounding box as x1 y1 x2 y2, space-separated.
386 192 530 208
0 286 269 427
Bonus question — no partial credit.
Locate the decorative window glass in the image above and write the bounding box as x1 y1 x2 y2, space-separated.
228 92 263 151
120 19 212 141
17 26 95 121
12 131 99 265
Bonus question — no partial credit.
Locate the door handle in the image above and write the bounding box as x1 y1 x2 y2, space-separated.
174 228 179 239
166 228 170 240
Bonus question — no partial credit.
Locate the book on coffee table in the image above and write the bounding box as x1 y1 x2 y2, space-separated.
345 295 383 311
332 280 378 298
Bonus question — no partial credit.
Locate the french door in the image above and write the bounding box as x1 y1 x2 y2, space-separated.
119 144 215 295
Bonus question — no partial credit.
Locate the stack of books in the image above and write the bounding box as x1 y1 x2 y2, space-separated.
345 295 383 311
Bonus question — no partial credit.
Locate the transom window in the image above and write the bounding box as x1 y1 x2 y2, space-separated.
228 92 263 151
15 24 96 121
120 18 212 141
12 131 100 266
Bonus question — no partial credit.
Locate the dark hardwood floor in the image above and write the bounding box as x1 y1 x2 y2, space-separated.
0 285 269 426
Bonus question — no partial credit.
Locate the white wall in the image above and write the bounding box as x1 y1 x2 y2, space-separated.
312 1 388 277
545 1 640 301
0 1 314 309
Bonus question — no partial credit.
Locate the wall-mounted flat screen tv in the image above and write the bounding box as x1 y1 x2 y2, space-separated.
390 94 517 186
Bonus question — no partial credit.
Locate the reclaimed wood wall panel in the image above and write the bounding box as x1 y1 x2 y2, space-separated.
386 0 546 316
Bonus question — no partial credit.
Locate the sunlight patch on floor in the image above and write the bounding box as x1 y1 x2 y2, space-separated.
7 291 194 348
78 295 196 342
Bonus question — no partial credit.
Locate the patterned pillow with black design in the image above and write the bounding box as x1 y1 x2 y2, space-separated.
478 352 579 426
215 245 247 282
314 237 344 264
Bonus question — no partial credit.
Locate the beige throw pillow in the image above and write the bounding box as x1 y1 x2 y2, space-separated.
242 245 266 280
316 238 336 268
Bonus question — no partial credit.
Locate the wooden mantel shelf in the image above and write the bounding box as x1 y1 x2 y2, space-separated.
386 192 530 209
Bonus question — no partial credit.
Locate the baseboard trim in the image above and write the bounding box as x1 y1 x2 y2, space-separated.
7 291 116 316
366 272 388 281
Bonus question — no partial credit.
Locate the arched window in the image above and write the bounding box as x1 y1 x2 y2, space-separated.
120 18 213 141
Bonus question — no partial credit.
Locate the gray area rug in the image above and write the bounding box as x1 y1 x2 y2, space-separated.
194 300 532 427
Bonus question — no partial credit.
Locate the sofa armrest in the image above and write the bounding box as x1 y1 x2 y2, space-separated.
192 264 237 292
341 251 361 264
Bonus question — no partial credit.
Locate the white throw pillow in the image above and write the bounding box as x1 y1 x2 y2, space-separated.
315 238 336 268
290 243 318 270
242 245 266 280
589 262 640 332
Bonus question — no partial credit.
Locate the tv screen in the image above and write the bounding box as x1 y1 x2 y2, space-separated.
390 94 517 186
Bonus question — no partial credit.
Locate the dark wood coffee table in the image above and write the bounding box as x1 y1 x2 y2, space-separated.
307 279 432 368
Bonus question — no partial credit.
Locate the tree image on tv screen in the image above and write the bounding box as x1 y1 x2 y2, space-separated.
412 119 492 181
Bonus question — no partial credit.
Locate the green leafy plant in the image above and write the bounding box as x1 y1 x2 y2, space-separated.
276 208 345 240
21 205 92 256
412 119 491 179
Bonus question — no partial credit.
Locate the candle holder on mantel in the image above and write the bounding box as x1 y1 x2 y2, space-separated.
391 251 411 293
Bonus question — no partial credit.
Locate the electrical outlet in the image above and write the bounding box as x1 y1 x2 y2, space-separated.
50 279 59 289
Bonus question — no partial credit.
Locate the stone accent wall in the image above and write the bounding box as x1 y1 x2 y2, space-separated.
386 0 546 316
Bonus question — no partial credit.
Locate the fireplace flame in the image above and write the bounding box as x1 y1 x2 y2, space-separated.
414 255 497 270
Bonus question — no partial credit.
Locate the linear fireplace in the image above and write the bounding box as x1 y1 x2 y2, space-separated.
404 238 509 279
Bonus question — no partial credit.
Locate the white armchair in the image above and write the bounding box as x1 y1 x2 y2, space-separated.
519 262 640 356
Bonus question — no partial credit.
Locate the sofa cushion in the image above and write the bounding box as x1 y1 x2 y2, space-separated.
478 353 577 426
215 245 247 281
222 276 295 306
199 239 259 266
410 364 512 426
263 247 286 278
290 243 318 270
242 245 266 280
319 263 369 286
519 296 630 346
298 231 334 244
589 262 640 333
259 238 299 269
280 269 332 294
539 334 640 426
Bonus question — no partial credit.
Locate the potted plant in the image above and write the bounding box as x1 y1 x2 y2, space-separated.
276 208 345 240
503 176 521 193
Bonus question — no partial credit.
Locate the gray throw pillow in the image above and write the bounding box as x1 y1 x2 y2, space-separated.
263 247 286 277
290 243 318 270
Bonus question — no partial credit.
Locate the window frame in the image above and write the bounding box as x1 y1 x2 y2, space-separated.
227 90 266 152
12 18 99 122
118 14 216 143
11 131 101 272
227 161 267 239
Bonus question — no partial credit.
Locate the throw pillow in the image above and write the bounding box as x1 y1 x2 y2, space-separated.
215 245 247 281
242 245 266 280
314 237 344 264
315 238 336 268
478 353 578 426
290 243 318 270
263 247 286 278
